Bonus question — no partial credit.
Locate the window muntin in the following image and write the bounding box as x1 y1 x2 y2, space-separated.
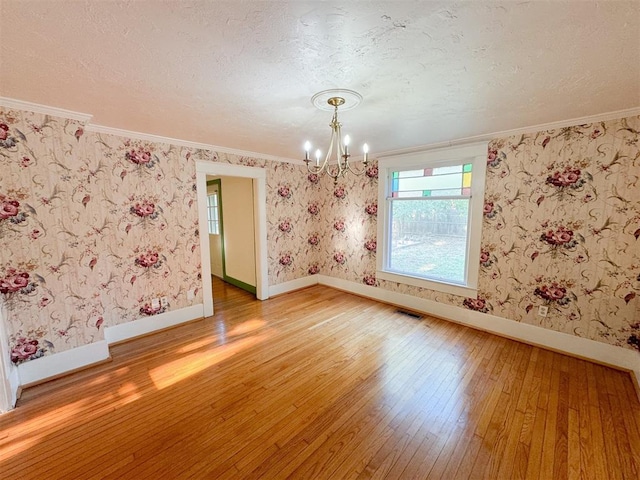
207 193 220 235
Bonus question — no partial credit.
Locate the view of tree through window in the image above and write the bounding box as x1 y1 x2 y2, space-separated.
377 144 486 295
389 198 469 284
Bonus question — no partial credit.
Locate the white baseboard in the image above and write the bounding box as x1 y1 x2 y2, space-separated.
104 304 204 344
13 304 204 389
268 276 319 297
17 340 110 387
317 275 640 396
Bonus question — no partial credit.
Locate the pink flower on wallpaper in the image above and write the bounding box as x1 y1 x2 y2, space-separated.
487 148 503 168
21 156 32 168
0 199 19 220
334 186 346 199
480 250 493 267
366 165 378 179
364 240 377 252
534 283 570 305
279 253 293 266
333 220 345 232
628 323 640 351
463 297 489 313
307 203 319 215
307 173 319 184
130 200 158 218
540 225 577 248
590 129 603 139
278 220 292 233
139 303 166 316
135 251 161 269
277 185 292 199
483 202 497 218
333 252 346 265
0 269 35 295
308 264 320 275
365 203 377 216
363 274 376 286
0 123 18 149
126 147 153 166
546 166 584 189
308 234 320 246
10 337 45 364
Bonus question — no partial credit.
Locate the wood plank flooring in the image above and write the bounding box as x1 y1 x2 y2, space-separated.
1 278 639 479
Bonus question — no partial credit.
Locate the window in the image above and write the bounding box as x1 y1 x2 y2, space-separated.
207 192 220 235
376 142 487 297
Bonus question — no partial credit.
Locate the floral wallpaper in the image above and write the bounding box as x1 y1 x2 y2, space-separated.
0 107 320 365
2 104 638 367
0 109 210 364
312 115 640 353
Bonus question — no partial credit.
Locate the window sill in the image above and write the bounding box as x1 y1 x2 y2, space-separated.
376 270 478 298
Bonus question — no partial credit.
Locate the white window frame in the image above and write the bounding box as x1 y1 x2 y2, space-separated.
207 192 220 235
376 142 487 297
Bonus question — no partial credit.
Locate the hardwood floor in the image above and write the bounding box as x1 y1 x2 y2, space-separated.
1 279 639 479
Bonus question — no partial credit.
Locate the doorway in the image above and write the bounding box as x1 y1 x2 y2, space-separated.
207 176 257 295
196 161 269 318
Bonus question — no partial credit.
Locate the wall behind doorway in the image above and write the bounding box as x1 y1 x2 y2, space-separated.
214 176 257 294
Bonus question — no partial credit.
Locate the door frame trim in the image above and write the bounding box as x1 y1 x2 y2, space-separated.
196 161 269 317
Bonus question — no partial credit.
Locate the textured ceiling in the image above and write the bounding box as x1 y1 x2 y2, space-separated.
1 1 639 160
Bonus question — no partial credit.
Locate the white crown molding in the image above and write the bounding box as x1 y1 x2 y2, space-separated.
2 97 637 168
84 123 303 165
376 106 640 158
0 97 93 123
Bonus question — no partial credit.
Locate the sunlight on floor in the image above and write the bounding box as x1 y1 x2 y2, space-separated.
149 333 271 390
1 397 87 456
176 337 216 354
228 318 266 337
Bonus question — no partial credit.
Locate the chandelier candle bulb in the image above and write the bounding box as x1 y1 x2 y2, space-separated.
363 143 369 163
304 141 311 161
303 89 370 182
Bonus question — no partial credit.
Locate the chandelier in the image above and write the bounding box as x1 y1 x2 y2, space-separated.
303 89 369 183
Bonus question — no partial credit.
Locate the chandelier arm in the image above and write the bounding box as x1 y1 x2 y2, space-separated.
302 91 369 182
345 160 368 176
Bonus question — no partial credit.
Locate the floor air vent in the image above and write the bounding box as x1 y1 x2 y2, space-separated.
396 309 422 319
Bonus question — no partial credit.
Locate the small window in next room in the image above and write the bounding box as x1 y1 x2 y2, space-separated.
376 142 487 297
207 192 220 235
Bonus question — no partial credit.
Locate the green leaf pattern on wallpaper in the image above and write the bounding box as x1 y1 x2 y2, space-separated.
1 107 639 365
310 116 640 353
0 109 206 364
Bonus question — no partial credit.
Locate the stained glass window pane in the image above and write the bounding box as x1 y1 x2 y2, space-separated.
463 172 472 188
391 162 471 197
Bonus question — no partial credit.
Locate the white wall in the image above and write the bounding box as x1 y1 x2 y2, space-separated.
220 176 256 288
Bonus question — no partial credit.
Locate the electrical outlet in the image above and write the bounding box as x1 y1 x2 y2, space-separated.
538 305 548 317
151 298 161 310
160 296 169 307
187 289 195 300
